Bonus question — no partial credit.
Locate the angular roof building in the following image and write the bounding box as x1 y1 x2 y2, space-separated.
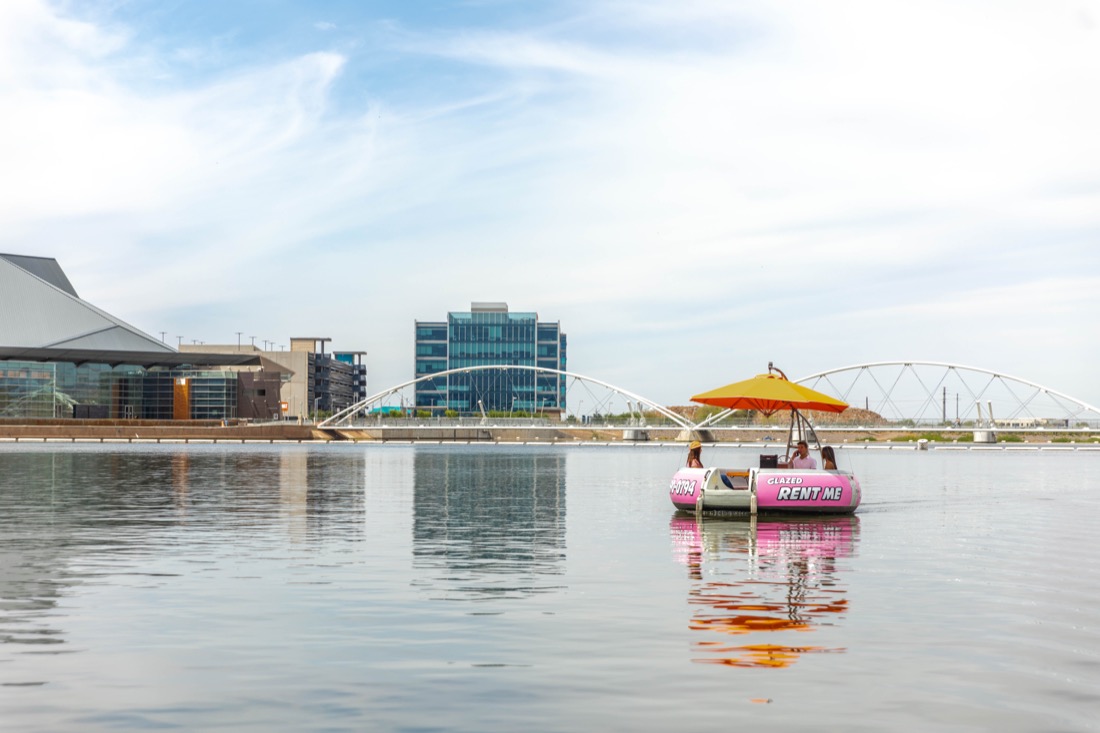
0 253 275 420
0 253 172 353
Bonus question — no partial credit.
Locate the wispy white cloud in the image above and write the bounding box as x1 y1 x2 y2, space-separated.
2 0 1099 407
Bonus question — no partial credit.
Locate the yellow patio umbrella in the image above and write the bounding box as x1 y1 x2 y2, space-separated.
691 366 848 417
690 363 848 468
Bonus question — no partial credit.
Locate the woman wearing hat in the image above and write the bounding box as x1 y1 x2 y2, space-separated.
686 440 704 468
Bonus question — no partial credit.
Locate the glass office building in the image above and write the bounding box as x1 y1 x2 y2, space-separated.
414 302 567 415
0 361 244 420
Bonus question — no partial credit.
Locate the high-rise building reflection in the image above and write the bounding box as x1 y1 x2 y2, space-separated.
412 449 566 601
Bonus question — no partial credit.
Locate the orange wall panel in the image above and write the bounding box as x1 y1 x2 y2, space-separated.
173 378 190 420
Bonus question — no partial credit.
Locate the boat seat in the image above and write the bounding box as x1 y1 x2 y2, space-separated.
719 471 750 490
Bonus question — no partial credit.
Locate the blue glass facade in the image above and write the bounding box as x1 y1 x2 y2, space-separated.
0 361 240 420
414 303 567 414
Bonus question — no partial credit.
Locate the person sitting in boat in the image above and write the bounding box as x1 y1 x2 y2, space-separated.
686 440 704 468
821 445 837 470
783 440 817 469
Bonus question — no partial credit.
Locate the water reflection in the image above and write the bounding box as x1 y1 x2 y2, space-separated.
412 450 566 602
0 448 365 664
670 513 859 668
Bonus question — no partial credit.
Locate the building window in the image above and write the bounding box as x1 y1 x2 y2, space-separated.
414 304 566 414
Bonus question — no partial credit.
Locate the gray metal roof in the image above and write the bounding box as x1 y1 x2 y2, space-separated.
0 253 78 296
0 255 173 352
0 346 275 369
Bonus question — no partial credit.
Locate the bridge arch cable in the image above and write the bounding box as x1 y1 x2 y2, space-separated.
795 361 1100 424
908 364 951 422
875 365 909 419
564 377 619 420
318 365 694 430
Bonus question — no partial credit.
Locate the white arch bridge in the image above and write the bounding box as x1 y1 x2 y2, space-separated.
319 361 1100 431
320 365 695 430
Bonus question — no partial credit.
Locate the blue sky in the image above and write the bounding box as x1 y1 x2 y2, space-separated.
3 0 1099 408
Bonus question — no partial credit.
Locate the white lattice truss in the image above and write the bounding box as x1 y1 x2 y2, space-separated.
799 361 1100 425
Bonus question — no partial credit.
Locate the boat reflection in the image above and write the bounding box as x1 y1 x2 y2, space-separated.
670 513 859 668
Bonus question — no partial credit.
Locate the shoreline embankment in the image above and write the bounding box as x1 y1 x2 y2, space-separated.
1 419 1097 448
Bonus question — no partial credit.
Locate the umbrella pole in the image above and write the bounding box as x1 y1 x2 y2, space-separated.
793 409 822 450
785 410 797 460
786 408 822 462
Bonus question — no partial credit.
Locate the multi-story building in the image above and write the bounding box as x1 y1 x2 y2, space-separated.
177 339 368 421
414 302 566 416
334 351 368 405
216 338 364 420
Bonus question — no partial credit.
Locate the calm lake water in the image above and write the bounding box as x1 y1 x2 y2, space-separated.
1 443 1098 732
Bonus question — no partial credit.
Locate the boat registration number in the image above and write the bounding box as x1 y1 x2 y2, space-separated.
669 478 697 496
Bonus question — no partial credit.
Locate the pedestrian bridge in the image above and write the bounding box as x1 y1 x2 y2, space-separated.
319 361 1100 431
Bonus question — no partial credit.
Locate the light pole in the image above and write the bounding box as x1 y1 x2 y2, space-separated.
159 331 166 343
236 332 243 351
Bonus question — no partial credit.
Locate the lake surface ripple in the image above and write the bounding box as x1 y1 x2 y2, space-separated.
1 444 1098 732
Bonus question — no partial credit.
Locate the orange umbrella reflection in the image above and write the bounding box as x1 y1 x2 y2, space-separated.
670 514 859 668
